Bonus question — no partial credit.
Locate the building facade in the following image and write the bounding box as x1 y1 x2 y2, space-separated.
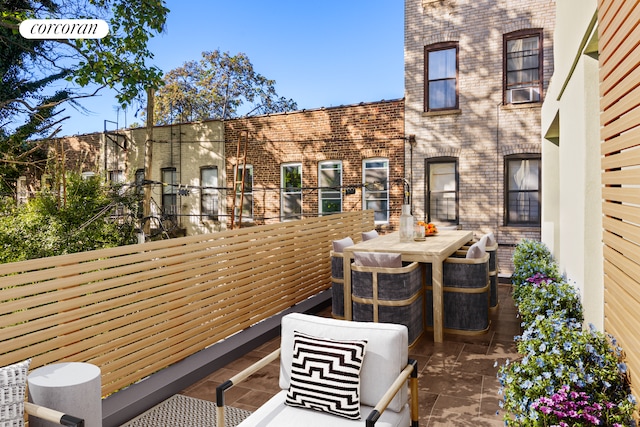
405 0 556 275
541 0 601 327
37 99 406 237
541 0 640 399
224 99 406 231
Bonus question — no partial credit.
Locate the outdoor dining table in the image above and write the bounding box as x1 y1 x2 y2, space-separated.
342 229 473 343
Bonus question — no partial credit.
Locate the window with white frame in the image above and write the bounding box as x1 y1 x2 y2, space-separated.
318 161 342 215
426 158 458 223
363 158 389 223
281 163 302 221
505 155 541 225
504 30 542 104
201 166 218 221
235 164 253 221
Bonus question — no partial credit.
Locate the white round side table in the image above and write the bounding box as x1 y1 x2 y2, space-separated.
27 362 101 427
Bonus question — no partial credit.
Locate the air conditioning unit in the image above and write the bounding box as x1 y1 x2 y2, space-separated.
507 87 540 104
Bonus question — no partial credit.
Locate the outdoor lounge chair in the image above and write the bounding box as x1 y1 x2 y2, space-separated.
216 313 419 427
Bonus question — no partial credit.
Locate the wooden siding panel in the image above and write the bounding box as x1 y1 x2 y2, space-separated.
0 211 374 397
599 3 640 95
600 0 640 405
602 145 640 169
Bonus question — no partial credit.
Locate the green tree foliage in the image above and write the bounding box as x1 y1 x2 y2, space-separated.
0 0 169 195
0 173 139 262
151 49 297 125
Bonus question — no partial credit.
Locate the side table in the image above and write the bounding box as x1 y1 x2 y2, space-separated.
27 362 101 427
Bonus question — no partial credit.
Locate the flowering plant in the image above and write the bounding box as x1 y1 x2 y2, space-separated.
498 239 637 426
498 315 635 426
511 239 561 302
515 275 583 325
531 385 626 427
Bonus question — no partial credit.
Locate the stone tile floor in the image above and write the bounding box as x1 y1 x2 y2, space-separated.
181 283 520 426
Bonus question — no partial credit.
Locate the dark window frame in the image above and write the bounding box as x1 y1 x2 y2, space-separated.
161 167 177 218
425 157 459 224
424 41 459 112
503 29 543 104
504 154 541 226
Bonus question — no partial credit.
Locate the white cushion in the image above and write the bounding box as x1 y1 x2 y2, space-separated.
482 232 497 247
280 313 408 412
332 237 354 253
353 252 402 268
285 332 366 419
466 241 487 259
238 390 410 427
0 359 30 426
361 230 379 241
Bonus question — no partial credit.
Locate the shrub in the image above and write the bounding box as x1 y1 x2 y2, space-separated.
516 275 583 325
499 239 637 426
511 239 561 301
499 316 635 426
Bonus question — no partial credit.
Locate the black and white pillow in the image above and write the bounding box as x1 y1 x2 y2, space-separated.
285 331 367 420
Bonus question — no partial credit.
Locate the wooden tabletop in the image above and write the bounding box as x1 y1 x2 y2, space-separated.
344 230 473 261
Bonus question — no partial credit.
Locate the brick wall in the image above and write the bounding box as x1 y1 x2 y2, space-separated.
405 0 556 275
224 99 406 231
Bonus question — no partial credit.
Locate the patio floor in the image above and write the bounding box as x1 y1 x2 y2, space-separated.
180 282 520 426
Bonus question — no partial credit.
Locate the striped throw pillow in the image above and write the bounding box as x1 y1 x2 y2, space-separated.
285 331 367 420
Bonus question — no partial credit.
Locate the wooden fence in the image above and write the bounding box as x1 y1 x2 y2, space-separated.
0 211 373 397
599 0 640 401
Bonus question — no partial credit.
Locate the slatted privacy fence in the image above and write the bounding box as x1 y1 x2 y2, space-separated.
0 211 374 397
599 0 640 402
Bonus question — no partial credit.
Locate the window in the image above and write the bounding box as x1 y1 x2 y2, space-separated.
505 155 541 225
426 158 458 223
504 30 542 104
108 169 123 184
161 168 178 217
319 161 342 215
235 165 253 220
363 158 389 223
425 42 458 111
201 166 218 221
135 169 145 218
282 163 302 221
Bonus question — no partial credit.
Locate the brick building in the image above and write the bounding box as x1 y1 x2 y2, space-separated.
224 99 406 231
404 0 556 275
32 99 406 236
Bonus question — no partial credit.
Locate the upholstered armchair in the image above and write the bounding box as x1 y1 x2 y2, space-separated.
216 313 419 426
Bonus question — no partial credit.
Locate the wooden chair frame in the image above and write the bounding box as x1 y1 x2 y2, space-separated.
215 351 419 427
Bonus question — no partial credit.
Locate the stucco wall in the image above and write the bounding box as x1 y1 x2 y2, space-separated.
540 0 602 328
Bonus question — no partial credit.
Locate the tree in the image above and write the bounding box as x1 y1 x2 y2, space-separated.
0 0 169 195
0 172 140 262
151 49 297 125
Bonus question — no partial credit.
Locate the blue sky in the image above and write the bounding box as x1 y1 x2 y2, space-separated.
60 0 404 136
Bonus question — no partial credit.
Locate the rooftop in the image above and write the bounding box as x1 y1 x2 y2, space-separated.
179 283 519 427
